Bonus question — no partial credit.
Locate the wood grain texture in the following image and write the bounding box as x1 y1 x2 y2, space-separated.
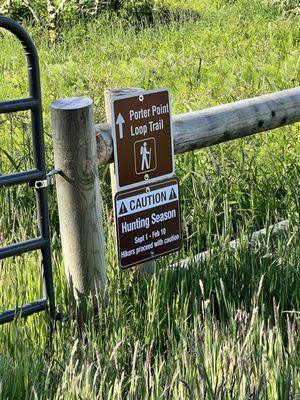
51 97 106 313
96 86 300 165
95 123 113 166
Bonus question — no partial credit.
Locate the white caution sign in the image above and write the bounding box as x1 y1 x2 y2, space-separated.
116 183 179 218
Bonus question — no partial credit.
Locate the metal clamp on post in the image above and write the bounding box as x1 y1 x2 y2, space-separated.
34 169 62 189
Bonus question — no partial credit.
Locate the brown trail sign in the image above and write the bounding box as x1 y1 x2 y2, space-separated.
111 89 174 190
115 178 182 269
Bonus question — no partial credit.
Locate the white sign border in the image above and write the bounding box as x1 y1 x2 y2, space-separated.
111 88 175 191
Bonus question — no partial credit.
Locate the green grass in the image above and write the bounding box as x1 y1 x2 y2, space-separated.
0 1 300 398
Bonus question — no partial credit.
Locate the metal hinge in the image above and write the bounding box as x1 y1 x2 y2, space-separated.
34 169 62 189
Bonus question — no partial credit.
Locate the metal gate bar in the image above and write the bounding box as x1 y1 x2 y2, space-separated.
0 300 48 325
0 170 44 186
0 237 46 259
0 17 55 324
0 97 39 113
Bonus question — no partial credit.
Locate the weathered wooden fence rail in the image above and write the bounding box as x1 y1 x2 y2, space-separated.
173 219 292 269
96 86 300 165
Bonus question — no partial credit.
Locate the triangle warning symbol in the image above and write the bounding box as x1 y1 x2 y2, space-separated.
119 202 128 215
169 188 177 200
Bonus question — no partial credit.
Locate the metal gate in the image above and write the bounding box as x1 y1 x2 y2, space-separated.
0 17 55 324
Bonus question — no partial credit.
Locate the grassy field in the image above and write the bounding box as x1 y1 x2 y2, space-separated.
0 0 300 398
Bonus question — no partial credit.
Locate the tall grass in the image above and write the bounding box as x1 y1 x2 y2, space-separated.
0 0 299 398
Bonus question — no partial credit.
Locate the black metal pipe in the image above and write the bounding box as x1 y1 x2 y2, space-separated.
0 16 56 324
0 237 46 260
0 300 48 325
0 97 38 114
0 169 43 187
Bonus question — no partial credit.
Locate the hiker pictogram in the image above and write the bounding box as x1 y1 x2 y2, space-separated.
134 138 157 175
140 142 151 171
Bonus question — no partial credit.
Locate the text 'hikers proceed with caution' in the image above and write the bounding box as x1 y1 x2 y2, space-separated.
115 178 181 269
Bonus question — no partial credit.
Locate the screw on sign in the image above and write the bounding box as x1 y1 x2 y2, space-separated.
114 178 182 269
111 89 174 190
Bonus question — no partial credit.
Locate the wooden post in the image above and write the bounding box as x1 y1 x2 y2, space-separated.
51 97 106 318
104 88 156 275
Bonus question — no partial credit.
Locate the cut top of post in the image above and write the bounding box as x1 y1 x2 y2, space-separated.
51 97 92 110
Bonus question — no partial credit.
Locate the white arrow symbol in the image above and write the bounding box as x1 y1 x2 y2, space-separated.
116 113 125 139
